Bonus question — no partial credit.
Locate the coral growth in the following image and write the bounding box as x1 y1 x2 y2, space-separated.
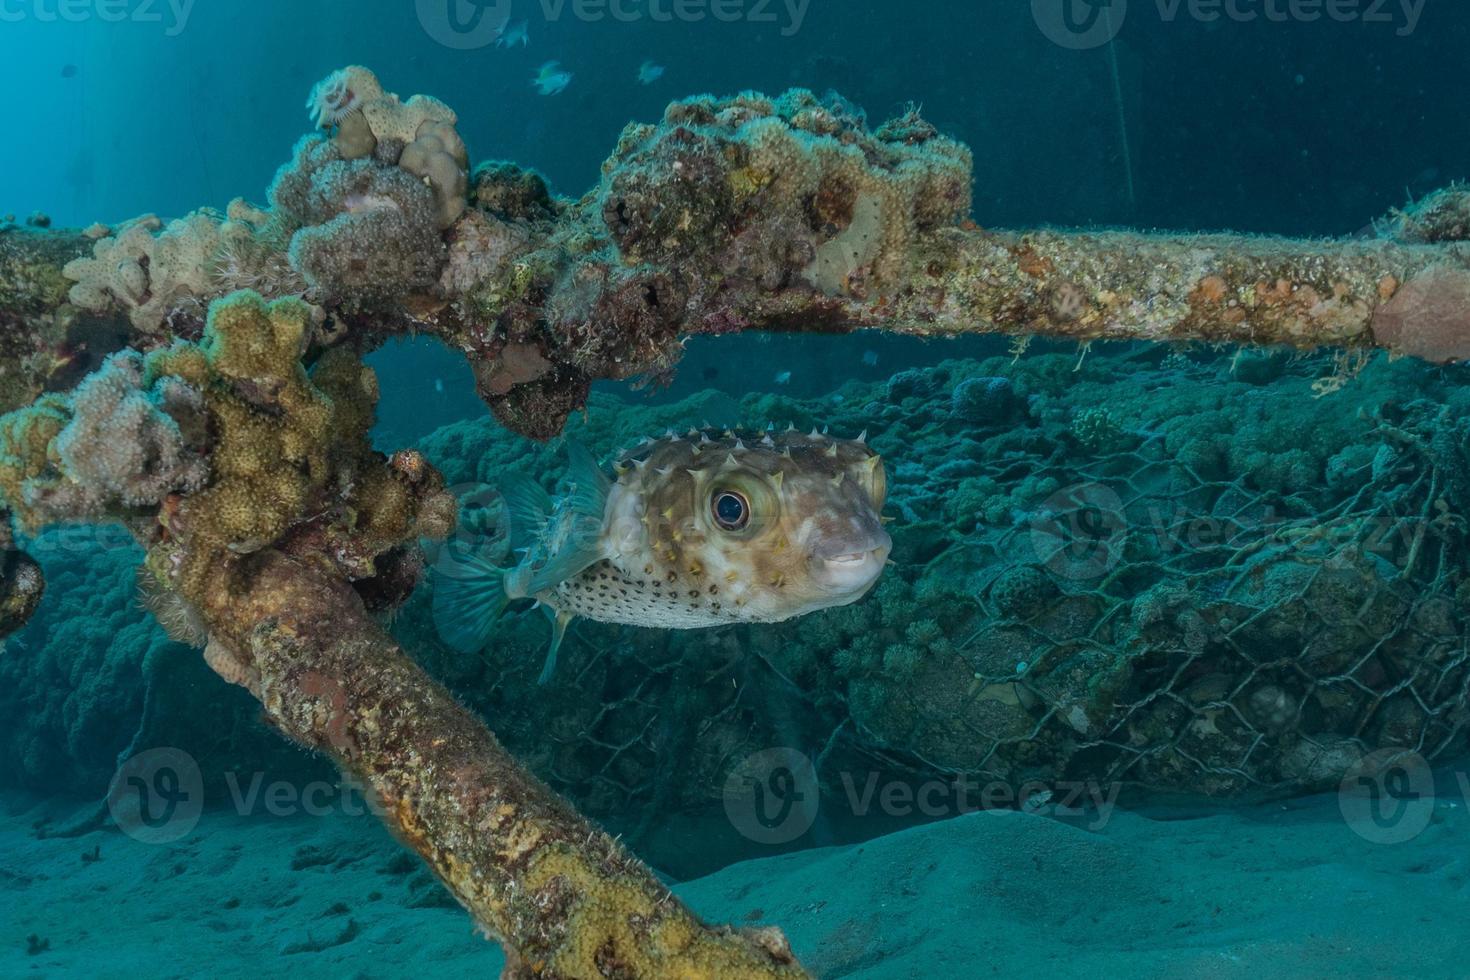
0 289 455 637
139 292 452 604
598 90 971 290
448 88 972 438
61 205 300 334
1386 184 1470 243
267 68 476 308
0 350 208 528
272 141 449 305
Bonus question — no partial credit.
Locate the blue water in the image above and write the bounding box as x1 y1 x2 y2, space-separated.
5 2 1470 976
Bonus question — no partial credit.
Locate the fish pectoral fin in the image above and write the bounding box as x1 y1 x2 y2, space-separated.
431 544 510 654
524 535 603 595
538 606 575 685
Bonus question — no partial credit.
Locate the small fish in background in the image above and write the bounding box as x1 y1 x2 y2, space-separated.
434 378 445 394
774 370 792 385
861 350 879 367
532 61 573 96
637 60 665 85
496 18 530 48
60 64 78 79
433 431 891 683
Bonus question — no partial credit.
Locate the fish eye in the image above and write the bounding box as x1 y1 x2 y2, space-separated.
712 490 750 531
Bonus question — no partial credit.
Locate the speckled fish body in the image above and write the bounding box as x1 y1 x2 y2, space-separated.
432 427 891 681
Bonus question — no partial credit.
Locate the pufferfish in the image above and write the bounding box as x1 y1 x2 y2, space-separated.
432 427 891 682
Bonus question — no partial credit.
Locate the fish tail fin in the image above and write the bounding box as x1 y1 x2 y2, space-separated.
538 607 575 685
432 545 510 654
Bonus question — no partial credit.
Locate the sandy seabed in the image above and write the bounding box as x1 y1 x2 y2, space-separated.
3 767 1469 979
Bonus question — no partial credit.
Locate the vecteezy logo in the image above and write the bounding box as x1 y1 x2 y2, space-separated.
723 748 819 845
1338 748 1435 845
1032 0 1128 50
1029 481 1127 581
106 747 204 844
416 0 513 50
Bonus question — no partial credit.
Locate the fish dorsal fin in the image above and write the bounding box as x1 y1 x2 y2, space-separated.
524 443 611 594
498 473 553 553
564 440 612 524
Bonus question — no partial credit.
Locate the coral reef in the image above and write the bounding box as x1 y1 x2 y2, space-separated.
9 65 1470 973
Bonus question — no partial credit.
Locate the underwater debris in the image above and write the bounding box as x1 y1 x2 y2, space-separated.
0 68 1460 439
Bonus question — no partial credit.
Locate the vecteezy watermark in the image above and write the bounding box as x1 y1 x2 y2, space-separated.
1337 747 1436 845
222 772 390 820
1028 481 1128 581
723 747 820 844
722 747 1121 844
105 748 404 845
836 771 1119 829
0 0 195 35
416 0 811 48
106 747 204 844
1032 0 1129 50
1020 480 1445 583
1033 0 1426 49
416 0 513 49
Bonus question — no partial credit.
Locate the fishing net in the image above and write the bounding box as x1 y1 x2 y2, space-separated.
404 343 1470 833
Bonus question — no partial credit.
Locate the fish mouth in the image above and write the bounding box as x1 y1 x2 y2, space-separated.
813 537 892 593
